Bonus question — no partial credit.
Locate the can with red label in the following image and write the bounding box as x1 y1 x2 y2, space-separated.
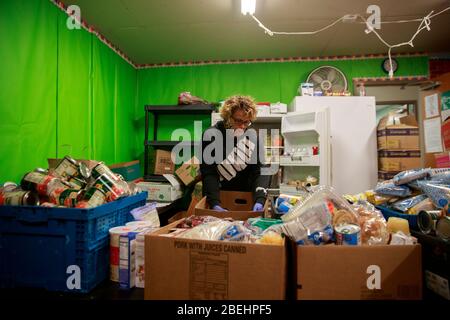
21 171 59 197
91 162 119 181
76 186 106 208
54 156 80 180
0 187 39 206
92 174 126 202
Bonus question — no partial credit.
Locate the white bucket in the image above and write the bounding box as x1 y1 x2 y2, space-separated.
109 225 137 282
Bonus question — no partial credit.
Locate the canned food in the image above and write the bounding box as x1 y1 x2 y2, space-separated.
436 216 450 241
418 210 442 235
54 156 80 180
76 187 106 208
21 171 59 196
0 188 39 206
91 162 118 181
57 189 82 207
93 174 126 202
335 224 361 245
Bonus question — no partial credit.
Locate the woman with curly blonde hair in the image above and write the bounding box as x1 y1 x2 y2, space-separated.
200 95 269 212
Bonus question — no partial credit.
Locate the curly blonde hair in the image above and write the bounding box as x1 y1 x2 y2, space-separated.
220 95 257 127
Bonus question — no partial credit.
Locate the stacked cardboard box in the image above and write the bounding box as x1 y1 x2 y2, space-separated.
377 114 420 180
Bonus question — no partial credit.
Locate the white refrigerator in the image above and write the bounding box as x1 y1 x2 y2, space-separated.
287 96 378 195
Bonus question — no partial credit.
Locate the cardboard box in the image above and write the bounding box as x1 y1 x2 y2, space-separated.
136 174 182 202
48 158 98 170
109 160 141 181
154 150 175 175
270 102 287 114
377 114 420 150
442 118 450 151
295 244 422 300
378 171 400 181
194 191 268 220
378 150 421 171
434 152 450 168
175 156 201 186
144 218 286 300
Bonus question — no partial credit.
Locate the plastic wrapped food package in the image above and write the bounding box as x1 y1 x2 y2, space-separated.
392 168 431 185
176 215 220 229
178 220 233 241
375 180 412 197
255 230 284 245
391 194 428 213
352 202 389 245
418 181 450 208
219 222 252 242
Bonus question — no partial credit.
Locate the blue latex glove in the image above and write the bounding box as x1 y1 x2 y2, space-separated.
253 203 264 212
212 205 227 211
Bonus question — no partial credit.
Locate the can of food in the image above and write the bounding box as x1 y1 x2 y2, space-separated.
54 156 80 179
76 187 106 208
418 210 442 234
93 174 126 202
0 189 40 206
335 224 361 245
91 162 118 181
21 171 59 196
57 188 82 207
436 216 450 241
66 176 86 190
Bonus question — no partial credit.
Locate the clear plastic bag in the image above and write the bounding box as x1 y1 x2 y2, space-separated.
178 220 233 240
278 186 356 244
352 201 389 245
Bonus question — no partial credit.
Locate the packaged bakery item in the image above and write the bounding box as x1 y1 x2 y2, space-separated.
352 201 389 245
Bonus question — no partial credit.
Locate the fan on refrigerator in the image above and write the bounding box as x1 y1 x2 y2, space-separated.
306 66 348 94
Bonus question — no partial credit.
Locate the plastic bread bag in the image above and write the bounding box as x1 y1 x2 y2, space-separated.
375 180 412 197
391 194 428 213
266 219 332 245
219 221 253 242
255 230 284 245
393 168 431 186
281 186 357 226
429 168 450 185
352 201 389 245
418 181 450 208
178 220 233 240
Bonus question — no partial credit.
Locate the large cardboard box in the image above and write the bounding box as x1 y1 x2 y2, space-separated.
194 191 268 220
175 156 201 186
154 150 175 175
145 219 287 300
434 151 450 168
295 245 422 300
377 114 420 150
378 150 421 171
378 170 400 181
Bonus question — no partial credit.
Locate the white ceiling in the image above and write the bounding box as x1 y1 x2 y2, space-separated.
62 0 450 65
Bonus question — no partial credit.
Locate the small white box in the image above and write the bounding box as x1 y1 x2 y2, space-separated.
137 174 182 202
270 102 287 114
256 105 271 116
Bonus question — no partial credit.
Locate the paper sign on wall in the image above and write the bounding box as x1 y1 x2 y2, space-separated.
441 91 450 122
424 117 443 153
425 94 439 119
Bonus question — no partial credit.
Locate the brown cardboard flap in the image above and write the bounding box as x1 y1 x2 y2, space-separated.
194 191 268 220
145 218 286 300
296 245 422 300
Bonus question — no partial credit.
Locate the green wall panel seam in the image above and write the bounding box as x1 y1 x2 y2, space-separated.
55 10 59 158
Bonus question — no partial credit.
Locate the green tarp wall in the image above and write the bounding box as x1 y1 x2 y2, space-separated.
0 0 137 183
0 0 429 183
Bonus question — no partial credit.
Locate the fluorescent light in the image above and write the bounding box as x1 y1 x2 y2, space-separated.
241 0 256 15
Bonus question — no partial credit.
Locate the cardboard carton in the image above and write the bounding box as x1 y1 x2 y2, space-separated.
154 150 175 175
295 244 422 300
194 191 268 220
109 160 141 181
136 174 182 202
145 218 286 300
378 171 400 181
434 152 450 168
442 118 450 151
175 156 201 186
377 114 420 150
378 150 421 172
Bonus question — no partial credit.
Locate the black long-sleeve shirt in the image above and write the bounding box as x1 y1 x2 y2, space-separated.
200 121 270 208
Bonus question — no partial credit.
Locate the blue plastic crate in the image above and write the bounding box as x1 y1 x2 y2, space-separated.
376 205 419 230
0 191 147 293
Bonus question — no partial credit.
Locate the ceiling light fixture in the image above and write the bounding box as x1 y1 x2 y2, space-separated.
241 0 256 15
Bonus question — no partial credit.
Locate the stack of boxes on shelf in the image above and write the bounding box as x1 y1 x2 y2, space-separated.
377 114 420 180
